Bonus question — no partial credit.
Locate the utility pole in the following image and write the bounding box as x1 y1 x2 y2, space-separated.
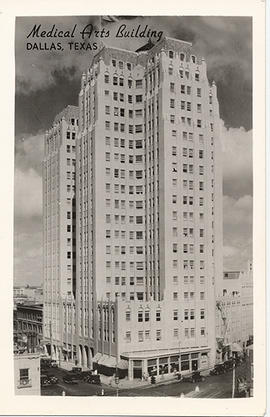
49 321 53 358
115 357 119 397
232 360 236 398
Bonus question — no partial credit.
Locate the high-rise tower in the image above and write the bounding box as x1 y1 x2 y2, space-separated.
43 106 78 362
74 37 223 377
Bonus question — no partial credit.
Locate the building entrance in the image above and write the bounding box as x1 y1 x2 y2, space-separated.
192 359 198 371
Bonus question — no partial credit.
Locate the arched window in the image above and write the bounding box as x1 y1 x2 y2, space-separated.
180 53 185 62
191 55 196 64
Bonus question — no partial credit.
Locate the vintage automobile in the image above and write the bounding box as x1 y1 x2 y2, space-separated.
84 374 101 385
62 373 78 384
41 374 59 387
183 371 205 383
210 364 226 376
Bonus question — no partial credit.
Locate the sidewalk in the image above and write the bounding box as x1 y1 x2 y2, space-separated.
101 373 179 390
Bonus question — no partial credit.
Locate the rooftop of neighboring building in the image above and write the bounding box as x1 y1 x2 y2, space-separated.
53 105 79 124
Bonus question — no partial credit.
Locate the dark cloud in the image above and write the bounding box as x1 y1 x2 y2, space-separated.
14 16 253 284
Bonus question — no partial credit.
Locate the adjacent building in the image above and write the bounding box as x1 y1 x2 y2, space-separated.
14 353 41 395
216 262 253 361
13 285 43 305
14 303 43 353
43 36 223 379
43 105 79 362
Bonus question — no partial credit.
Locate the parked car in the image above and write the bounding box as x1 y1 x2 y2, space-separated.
210 364 226 376
41 358 58 369
62 374 78 384
41 374 59 387
84 374 101 385
223 359 234 371
183 371 205 383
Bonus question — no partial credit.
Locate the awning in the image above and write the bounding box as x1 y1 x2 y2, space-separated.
232 342 243 352
93 353 128 369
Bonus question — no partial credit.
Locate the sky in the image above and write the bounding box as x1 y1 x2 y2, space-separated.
14 16 252 286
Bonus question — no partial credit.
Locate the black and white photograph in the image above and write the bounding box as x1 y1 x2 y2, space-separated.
0 2 266 415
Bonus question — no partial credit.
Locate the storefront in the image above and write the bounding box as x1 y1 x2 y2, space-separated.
124 349 210 380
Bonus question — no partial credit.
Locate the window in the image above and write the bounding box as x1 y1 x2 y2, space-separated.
181 100 185 110
190 328 195 338
197 119 202 128
200 291 205 300
156 310 161 321
173 329 179 338
190 309 195 320
195 72 200 81
184 309 189 320
138 310 143 322
173 292 178 300
169 50 174 59
135 124 143 133
156 330 161 341
138 331 144 342
173 310 178 321
145 310 150 322
170 115 175 124
136 79 143 88
187 102 191 111
136 95 143 103
170 82 175 92
19 368 29 384
125 310 131 321
200 309 205 319
170 99 175 109
126 331 131 342
201 327 205 336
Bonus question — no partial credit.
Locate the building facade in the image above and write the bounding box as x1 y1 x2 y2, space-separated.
14 304 43 353
216 262 253 361
43 37 223 379
75 37 223 378
43 105 78 362
14 353 41 395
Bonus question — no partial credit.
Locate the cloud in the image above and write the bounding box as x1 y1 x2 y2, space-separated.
14 167 42 219
221 121 252 199
16 16 251 92
223 195 252 270
15 132 44 176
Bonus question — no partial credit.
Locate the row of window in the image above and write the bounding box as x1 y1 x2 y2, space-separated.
66 131 76 140
125 327 206 342
132 307 205 323
102 290 205 302
104 91 143 104
104 275 205 287
104 74 143 89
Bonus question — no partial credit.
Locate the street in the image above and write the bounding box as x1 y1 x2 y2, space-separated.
41 359 252 398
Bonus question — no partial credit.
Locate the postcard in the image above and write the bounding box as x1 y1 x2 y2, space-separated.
0 0 266 415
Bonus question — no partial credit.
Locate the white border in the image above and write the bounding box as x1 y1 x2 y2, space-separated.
0 0 266 415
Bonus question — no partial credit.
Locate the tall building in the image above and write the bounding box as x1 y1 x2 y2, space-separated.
216 261 253 361
43 105 79 362
74 36 223 378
